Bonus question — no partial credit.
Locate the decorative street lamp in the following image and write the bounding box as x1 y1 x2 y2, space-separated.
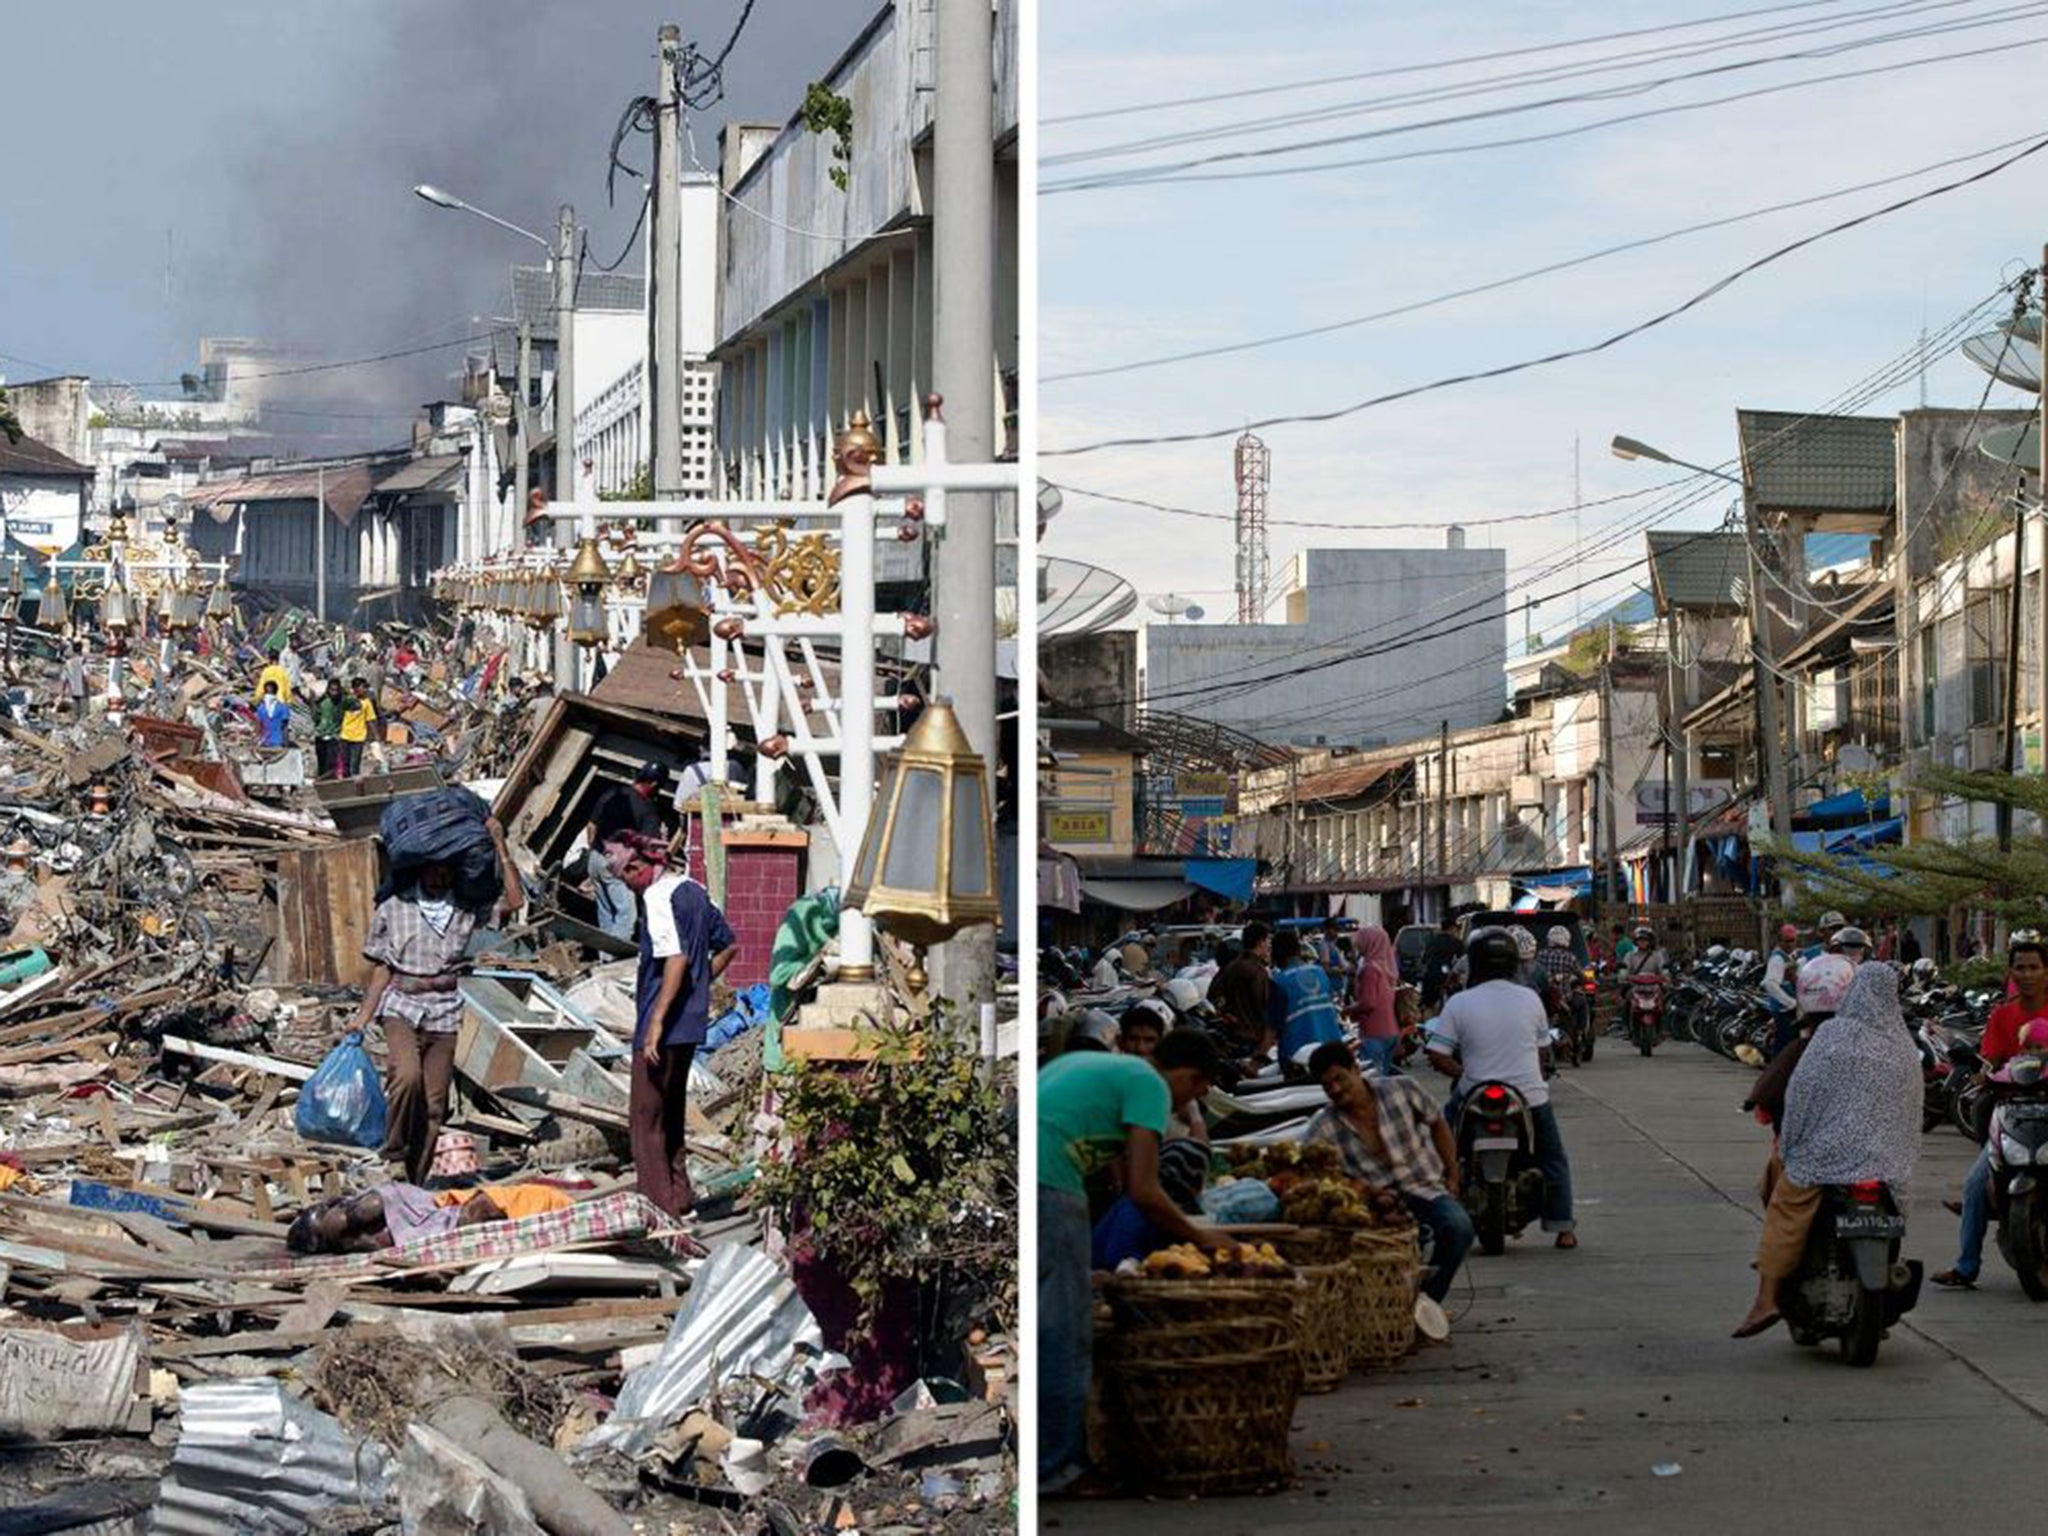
565 538 611 647
35 567 67 631
641 565 709 652
843 697 1000 992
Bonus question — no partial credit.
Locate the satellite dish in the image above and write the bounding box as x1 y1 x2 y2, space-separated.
1148 593 1195 618
1961 332 2041 392
1185 604 1205 622
1037 480 1064 523
1980 420 2041 466
1039 557 1138 635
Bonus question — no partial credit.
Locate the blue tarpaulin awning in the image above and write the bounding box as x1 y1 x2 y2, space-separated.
1799 789 1890 828
1184 857 1256 905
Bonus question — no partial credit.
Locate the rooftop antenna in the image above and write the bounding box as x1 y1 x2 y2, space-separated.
1573 435 1584 633
1233 430 1270 623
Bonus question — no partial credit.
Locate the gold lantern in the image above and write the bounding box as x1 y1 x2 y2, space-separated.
642 565 709 652
206 574 234 621
565 538 611 646
842 698 1000 952
103 578 132 635
528 565 562 630
5 561 22 600
35 569 67 630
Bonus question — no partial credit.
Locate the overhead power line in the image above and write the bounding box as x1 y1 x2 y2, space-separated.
1042 134 2048 457
1044 126 2048 383
1044 22 2048 191
1045 0 1867 124
1047 0 2002 166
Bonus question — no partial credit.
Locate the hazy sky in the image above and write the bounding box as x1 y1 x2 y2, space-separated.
1039 0 2048 649
0 0 875 443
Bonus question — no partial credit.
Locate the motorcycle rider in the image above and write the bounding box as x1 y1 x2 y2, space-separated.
1934 934 2048 1290
1620 924 1668 1042
1762 923 1800 1050
1734 962 1921 1337
1511 926 1555 1012
1426 928 1578 1248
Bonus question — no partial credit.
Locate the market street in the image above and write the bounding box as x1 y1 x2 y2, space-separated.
1052 1043 2048 1533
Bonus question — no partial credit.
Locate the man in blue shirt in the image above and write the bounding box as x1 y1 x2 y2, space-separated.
255 681 291 749
1272 928 1343 1065
607 831 738 1217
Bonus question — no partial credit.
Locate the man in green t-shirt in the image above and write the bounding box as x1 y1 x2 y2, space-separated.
1040 1030 1222 1497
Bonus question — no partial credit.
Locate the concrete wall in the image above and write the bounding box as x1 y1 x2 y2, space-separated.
1041 630 1137 730
1896 408 2034 585
1 377 92 462
1045 748 1134 857
1141 546 1507 749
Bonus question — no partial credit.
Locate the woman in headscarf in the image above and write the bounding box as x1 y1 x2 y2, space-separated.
1350 925 1401 1074
1733 963 1921 1337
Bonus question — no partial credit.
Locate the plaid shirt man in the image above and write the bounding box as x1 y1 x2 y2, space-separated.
1537 944 1580 995
363 896 478 1033
1305 1075 1451 1201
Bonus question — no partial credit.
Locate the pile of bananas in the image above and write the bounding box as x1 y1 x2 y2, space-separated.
1140 1241 1292 1279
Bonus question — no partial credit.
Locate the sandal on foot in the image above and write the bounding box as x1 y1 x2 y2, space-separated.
1731 1310 1781 1339
1931 1268 1977 1289
1555 1231 1578 1249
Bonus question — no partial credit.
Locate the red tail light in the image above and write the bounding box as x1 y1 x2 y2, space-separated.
1481 1085 1509 1103
1850 1181 1884 1205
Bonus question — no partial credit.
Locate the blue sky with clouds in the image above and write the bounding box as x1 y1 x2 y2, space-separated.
1039 0 2048 642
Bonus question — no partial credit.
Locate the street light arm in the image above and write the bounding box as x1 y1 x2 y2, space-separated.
1609 434 1745 489
412 184 554 254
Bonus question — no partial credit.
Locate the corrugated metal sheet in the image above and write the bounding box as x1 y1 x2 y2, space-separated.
375 453 465 495
150 1380 393 1535
274 838 378 986
575 1241 823 1462
1291 758 1405 805
187 464 380 527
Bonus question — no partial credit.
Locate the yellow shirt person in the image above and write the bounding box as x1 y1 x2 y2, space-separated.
256 662 292 704
340 685 377 744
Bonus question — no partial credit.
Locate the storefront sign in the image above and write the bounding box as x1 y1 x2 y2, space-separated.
1047 810 1112 843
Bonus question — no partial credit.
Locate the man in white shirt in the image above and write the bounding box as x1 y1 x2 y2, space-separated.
1427 927 1578 1248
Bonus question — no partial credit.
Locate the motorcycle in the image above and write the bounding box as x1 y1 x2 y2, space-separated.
1626 971 1666 1057
1455 1079 1546 1256
1778 1179 1922 1366
1985 1058 2048 1300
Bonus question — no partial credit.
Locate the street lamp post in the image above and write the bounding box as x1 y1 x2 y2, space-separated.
1612 434 1795 892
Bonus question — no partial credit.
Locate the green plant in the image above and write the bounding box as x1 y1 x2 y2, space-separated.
800 82 854 192
755 1014 1014 1340
599 464 653 502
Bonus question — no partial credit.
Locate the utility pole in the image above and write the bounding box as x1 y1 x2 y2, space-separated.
1744 493 1795 850
650 25 685 513
1435 720 1449 893
514 323 532 556
552 203 580 692
1599 637 1619 910
1667 605 1691 899
2038 244 2048 816
2000 492 2027 851
314 464 326 624
928 0 997 1007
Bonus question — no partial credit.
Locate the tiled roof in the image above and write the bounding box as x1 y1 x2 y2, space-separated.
1292 758 1406 804
0 431 91 478
510 267 645 334
1737 410 1896 513
1647 530 1749 613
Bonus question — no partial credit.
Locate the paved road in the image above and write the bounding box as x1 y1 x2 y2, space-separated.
1051 1042 2048 1533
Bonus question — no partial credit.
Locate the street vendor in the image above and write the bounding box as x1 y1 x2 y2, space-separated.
1039 1030 1225 1499
285 1180 574 1254
604 830 737 1219
343 816 522 1185
1305 1040 1473 1303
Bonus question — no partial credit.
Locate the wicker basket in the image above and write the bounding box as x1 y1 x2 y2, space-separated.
1293 1260 1353 1392
1349 1224 1419 1370
1102 1275 1304 1339
1106 1341 1305 1496
1271 1225 1355 1266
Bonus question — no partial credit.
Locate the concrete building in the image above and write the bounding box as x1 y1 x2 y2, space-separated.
1141 538 1508 750
713 0 1020 500
0 431 92 560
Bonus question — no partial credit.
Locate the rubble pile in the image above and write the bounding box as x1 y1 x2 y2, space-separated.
0 623 1016 1536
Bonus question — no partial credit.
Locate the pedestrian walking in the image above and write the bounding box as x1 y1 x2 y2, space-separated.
602 830 737 1217
311 679 342 778
254 680 290 749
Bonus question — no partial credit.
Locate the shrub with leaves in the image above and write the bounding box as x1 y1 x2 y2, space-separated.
800 82 855 191
756 1014 1014 1340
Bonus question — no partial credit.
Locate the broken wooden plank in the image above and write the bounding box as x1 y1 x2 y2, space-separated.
158 1036 316 1082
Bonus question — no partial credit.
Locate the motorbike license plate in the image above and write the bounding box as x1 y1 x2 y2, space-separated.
1471 1137 1520 1151
1834 1212 1904 1238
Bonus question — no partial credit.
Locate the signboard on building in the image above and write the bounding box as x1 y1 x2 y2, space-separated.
1635 781 1734 826
1047 809 1113 844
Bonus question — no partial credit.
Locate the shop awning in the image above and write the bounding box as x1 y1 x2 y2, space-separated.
1080 877 1196 913
1184 857 1255 905
1799 788 1890 827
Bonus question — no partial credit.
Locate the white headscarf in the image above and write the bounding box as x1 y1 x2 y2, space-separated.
1781 963 1921 1196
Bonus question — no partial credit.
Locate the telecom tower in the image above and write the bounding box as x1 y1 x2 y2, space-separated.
1233 430 1271 623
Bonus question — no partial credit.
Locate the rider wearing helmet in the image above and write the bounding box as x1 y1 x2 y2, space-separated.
1537 925 1580 1003
1621 925 1667 980
1795 927 1862 1026
1425 928 1578 1247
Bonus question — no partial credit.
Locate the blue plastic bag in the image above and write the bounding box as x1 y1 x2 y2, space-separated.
1198 1178 1282 1225
294 1031 389 1149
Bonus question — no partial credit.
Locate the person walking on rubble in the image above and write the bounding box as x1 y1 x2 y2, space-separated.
343 816 523 1185
602 830 737 1218
339 676 377 777
311 679 343 779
